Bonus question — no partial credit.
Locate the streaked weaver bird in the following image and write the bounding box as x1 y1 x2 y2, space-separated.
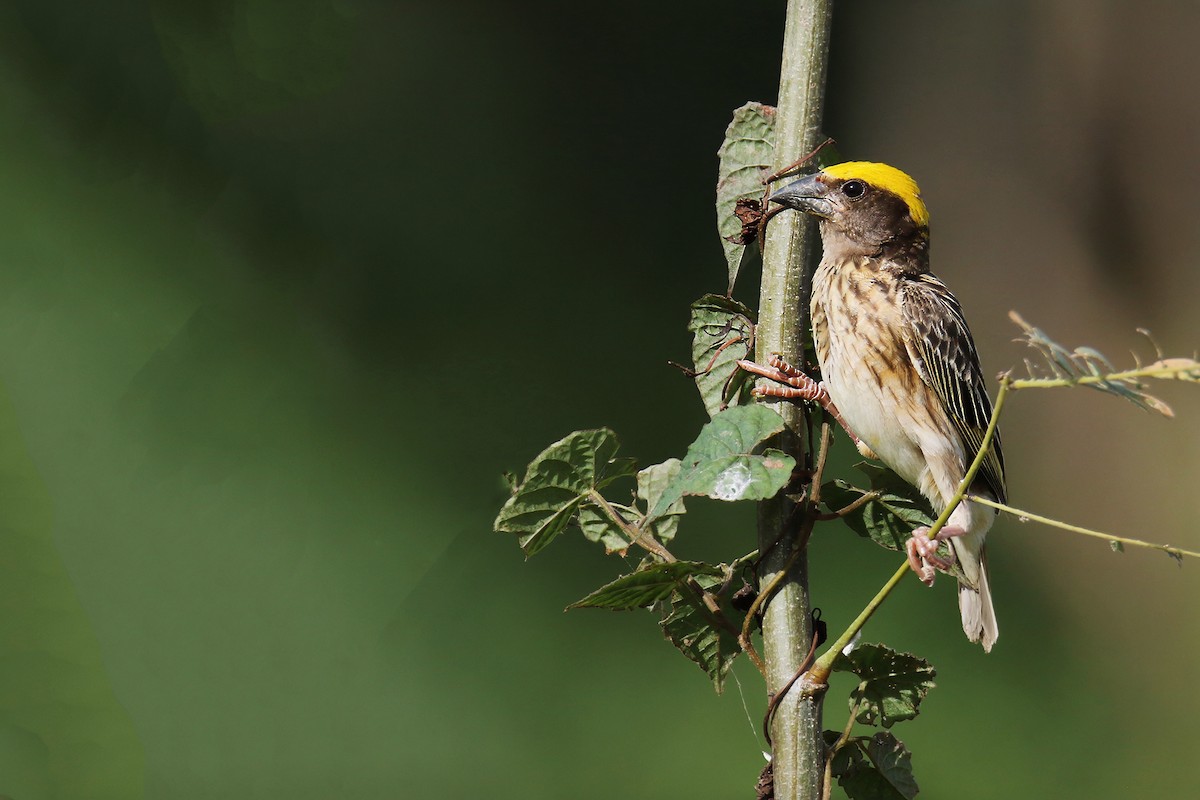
739 162 1006 651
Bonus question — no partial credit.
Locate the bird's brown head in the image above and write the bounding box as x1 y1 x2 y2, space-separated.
769 162 930 266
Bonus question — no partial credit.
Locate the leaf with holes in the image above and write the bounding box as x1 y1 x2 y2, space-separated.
716 103 776 290
494 428 638 556
568 561 723 611
660 572 740 693
648 405 795 521
688 294 756 417
833 643 936 728
831 732 919 800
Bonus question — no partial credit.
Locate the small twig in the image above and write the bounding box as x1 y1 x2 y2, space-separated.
763 136 836 184
795 422 834 554
815 490 881 521
676 578 768 676
968 494 1200 562
809 423 834 505
1009 362 1200 390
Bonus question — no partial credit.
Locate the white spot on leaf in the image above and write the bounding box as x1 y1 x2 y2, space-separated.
712 462 753 501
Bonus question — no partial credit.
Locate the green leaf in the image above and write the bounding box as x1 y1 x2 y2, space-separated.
832 732 919 800
637 459 686 543
716 102 776 291
660 572 740 693
833 643 936 728
648 405 795 520
568 561 723 610
494 429 637 556
688 294 756 417
822 463 935 552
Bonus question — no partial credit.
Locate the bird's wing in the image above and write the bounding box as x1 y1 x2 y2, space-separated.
899 273 1007 504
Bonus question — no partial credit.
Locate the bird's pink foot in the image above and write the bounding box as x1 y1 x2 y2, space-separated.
905 525 966 587
736 356 871 456
736 355 828 402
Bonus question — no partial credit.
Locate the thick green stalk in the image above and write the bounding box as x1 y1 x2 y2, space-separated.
755 2 833 799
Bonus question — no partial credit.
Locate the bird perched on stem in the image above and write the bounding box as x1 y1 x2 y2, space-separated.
739 162 1006 651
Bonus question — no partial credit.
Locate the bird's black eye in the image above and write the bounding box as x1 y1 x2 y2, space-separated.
842 179 866 199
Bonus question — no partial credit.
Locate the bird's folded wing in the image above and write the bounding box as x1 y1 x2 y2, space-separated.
899 273 1007 504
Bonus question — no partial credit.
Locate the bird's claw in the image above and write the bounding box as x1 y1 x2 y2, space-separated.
736 355 828 402
906 525 965 587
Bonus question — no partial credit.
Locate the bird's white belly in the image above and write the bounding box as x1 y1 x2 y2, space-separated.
815 270 968 509
823 344 928 489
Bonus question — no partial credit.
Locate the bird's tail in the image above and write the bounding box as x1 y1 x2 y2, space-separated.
957 548 997 652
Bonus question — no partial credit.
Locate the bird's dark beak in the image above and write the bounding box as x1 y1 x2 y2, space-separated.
769 173 834 218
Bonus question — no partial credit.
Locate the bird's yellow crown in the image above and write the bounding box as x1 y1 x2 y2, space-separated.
823 161 929 229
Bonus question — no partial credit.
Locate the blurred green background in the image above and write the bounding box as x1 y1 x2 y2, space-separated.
0 1 1197 797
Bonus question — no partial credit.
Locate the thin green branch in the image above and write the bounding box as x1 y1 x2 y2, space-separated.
815 490 880 521
806 377 1012 683
968 494 1200 561
1009 362 1200 390
1008 310 1199 416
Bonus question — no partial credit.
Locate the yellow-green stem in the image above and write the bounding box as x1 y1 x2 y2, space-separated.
969 495 1200 560
806 378 1011 682
1009 362 1200 390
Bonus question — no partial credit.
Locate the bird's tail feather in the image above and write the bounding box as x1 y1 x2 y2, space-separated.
958 549 997 652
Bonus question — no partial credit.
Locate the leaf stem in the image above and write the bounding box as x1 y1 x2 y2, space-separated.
1009 362 1200 390
586 489 676 563
815 490 880 521
968 494 1200 561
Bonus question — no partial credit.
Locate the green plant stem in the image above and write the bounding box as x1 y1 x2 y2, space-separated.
755 2 833 798
741 424 831 648
1009 362 1200 390
968 495 1200 560
815 490 880 520
807 377 1011 683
